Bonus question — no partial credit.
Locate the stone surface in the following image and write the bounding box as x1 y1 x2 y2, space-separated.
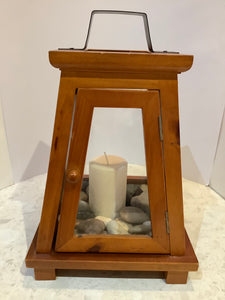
119 206 149 224
95 216 112 226
76 210 95 220
126 184 143 205
80 190 88 202
75 218 105 234
81 180 89 192
115 218 133 231
76 200 95 219
86 184 89 196
78 200 90 211
130 190 150 215
106 220 130 235
128 220 152 235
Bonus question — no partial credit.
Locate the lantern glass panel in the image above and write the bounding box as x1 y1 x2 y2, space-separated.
74 107 152 237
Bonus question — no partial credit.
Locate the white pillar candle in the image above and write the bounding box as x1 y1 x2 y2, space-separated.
89 154 127 219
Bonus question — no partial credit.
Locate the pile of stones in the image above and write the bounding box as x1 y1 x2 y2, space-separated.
74 181 152 236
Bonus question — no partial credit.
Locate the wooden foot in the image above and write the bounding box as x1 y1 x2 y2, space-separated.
34 268 56 280
165 271 188 284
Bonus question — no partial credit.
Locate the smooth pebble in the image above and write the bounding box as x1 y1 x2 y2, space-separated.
80 191 88 202
126 184 143 205
86 185 89 196
106 220 130 235
120 206 149 224
95 216 112 226
128 220 152 235
75 218 105 234
81 180 89 192
130 191 150 215
77 200 95 219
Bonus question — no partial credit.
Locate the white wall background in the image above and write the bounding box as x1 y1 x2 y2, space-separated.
0 0 225 184
210 109 225 198
0 100 13 189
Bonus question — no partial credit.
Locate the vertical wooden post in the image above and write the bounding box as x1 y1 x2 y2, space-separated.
36 77 76 253
160 79 185 255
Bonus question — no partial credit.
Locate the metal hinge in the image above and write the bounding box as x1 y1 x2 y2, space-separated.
158 115 163 142
165 211 170 234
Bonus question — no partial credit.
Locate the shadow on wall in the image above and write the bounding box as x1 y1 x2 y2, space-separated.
181 145 205 185
20 141 50 182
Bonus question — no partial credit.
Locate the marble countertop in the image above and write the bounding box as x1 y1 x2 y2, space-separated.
0 174 225 299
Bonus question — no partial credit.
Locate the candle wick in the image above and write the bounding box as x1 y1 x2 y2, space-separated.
104 152 109 165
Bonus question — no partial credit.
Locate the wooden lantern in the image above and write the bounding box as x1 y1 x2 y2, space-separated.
25 49 198 283
25 11 198 283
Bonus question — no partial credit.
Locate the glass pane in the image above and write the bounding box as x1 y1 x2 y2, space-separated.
74 108 152 237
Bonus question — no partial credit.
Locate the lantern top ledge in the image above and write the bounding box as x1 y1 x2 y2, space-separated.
49 49 193 75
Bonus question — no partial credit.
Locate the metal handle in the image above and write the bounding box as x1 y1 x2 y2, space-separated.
83 10 153 52
59 10 153 52
58 10 179 53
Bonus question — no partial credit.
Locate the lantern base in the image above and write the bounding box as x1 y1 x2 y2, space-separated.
26 229 198 284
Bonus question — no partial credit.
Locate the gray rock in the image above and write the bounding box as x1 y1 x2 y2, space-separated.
75 218 105 234
106 220 130 235
77 210 95 220
80 191 88 202
78 200 90 211
86 185 89 196
81 180 89 192
126 184 143 206
77 200 95 219
120 206 149 224
128 220 152 235
130 191 150 215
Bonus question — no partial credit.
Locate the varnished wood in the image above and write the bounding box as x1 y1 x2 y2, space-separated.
165 271 188 284
26 230 198 284
36 78 76 253
55 89 169 253
49 50 193 74
159 80 185 255
34 268 56 280
26 49 198 282
66 169 81 184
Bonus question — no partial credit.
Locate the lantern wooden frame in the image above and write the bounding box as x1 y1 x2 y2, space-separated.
25 50 198 283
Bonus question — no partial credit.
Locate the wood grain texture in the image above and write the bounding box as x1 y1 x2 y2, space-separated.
36 78 76 253
29 49 195 266
55 89 169 253
159 79 186 255
165 271 188 284
55 90 94 249
26 229 198 282
34 268 56 280
49 50 193 74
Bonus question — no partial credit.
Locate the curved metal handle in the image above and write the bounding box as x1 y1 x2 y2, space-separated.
58 10 179 53
80 10 153 52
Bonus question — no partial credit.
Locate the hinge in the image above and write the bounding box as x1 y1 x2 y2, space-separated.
165 211 170 234
158 115 163 141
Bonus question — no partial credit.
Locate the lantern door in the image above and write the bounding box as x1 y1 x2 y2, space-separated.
55 88 170 253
